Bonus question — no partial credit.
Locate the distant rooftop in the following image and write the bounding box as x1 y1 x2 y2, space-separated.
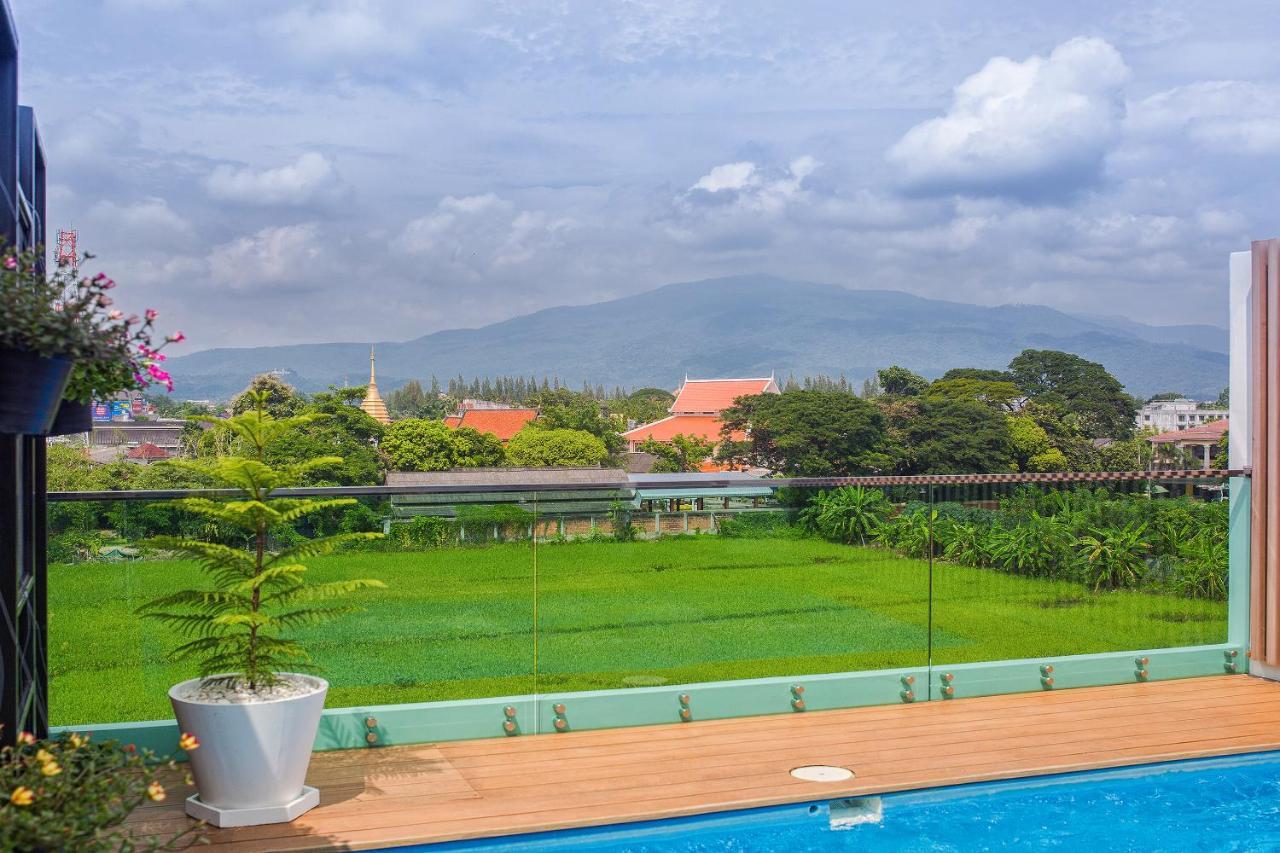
670 377 778 415
445 408 538 441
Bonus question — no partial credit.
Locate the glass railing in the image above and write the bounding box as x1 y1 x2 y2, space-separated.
46 469 1238 733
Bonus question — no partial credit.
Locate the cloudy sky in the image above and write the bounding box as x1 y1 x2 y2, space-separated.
13 1 1280 351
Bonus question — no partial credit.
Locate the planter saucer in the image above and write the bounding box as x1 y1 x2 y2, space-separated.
184 785 319 828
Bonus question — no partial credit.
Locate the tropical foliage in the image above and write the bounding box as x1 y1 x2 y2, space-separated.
806 484 1228 600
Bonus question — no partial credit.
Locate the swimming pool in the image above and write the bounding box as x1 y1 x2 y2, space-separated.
398 751 1280 851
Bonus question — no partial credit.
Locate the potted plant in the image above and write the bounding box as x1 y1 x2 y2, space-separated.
138 390 385 827
0 247 98 434
1 729 204 850
48 258 184 436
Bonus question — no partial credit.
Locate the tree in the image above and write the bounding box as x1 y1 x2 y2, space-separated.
639 434 716 472
454 427 506 467
388 379 452 419
719 389 885 476
505 427 609 467
926 377 1023 413
380 419 463 472
138 390 384 690
902 398 1013 474
230 374 304 418
380 419 506 471
263 386 385 486
1007 349 1136 440
527 388 624 454
614 387 675 426
876 365 929 397
941 368 1014 383
1147 391 1185 403
1007 413 1069 472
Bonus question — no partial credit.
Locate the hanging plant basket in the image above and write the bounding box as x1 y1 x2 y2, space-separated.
0 348 73 435
47 399 94 436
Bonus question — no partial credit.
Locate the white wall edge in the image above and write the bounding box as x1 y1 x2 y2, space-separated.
1230 250 1252 468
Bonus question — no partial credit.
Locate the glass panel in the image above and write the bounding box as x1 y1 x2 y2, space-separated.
929 475 1229 670
48 489 538 726
532 478 931 695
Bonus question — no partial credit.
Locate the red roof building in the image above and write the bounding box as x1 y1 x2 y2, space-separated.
669 377 779 414
1147 418 1228 470
124 442 170 464
622 376 778 453
445 408 538 442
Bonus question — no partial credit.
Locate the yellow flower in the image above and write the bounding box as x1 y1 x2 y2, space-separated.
9 786 34 806
35 748 54 764
15 732 35 746
178 732 200 752
67 732 87 749
41 760 62 777
147 781 166 802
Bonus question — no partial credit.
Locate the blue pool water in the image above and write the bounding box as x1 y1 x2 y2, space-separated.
398 751 1280 851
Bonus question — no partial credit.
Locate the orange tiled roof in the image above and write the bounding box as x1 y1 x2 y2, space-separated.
125 442 170 460
670 378 777 414
1147 418 1228 444
446 408 538 442
621 414 745 444
442 415 463 428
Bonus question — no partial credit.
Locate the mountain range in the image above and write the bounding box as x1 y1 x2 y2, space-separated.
168 275 1228 401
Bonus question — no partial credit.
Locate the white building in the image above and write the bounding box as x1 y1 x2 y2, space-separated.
1136 398 1227 433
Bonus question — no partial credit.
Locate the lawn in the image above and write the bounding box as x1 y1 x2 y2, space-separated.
48 536 1227 726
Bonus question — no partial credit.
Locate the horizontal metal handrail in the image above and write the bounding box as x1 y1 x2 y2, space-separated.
46 468 1244 502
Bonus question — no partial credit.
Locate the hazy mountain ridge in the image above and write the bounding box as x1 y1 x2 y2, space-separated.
169 275 1228 400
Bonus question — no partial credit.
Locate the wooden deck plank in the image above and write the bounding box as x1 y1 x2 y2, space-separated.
128 676 1280 851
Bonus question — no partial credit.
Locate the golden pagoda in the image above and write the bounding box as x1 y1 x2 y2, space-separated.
360 346 391 424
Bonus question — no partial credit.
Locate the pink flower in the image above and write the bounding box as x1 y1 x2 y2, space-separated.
3 256 15 270
127 314 139 324
145 308 158 321
146 364 171 383
108 310 124 321
98 294 113 307
101 279 116 290
93 273 106 282
167 331 186 343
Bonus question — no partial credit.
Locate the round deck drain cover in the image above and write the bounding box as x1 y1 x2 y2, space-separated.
791 765 854 782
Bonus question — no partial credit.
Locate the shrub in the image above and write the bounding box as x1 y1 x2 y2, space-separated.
718 511 806 539
799 487 891 545
0 732 201 851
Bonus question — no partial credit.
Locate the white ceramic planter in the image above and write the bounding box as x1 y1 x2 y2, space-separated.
169 674 327 826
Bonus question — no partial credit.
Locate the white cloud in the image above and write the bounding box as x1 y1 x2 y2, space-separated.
684 156 819 215
204 152 342 206
1128 81 1280 154
691 162 756 192
887 37 1129 198
398 194 574 274
208 223 324 289
266 1 466 60
86 197 192 246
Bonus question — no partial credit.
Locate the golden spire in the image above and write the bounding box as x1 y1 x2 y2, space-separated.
359 345 390 424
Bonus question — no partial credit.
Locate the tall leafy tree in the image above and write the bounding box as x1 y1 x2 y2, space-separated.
1008 349 1137 439
230 374 304 418
719 389 885 476
262 386 385 486
902 397 1014 474
876 365 929 397
505 427 608 467
382 419 499 471
639 434 716 472
528 388 625 454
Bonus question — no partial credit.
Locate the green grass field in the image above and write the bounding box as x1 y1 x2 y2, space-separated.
48 536 1227 725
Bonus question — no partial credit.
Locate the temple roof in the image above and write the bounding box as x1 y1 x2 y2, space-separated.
670 377 778 414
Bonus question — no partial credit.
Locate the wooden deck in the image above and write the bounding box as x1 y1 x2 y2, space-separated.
126 675 1280 851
